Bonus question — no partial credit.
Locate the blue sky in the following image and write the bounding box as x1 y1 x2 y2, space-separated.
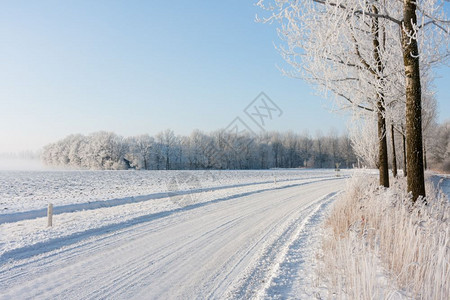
0 1 448 153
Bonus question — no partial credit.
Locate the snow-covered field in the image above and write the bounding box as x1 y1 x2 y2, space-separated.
0 169 348 299
0 169 347 215
1 169 448 299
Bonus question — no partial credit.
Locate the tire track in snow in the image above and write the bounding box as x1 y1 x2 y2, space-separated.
226 192 339 299
0 180 344 300
0 176 344 262
104 190 307 299
254 192 339 299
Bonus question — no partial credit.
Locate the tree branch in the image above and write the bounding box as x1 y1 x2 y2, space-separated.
312 0 402 25
331 90 374 112
351 34 377 76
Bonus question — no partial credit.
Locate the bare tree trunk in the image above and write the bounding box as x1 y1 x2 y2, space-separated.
423 141 427 170
402 0 425 201
402 133 407 177
391 124 398 178
377 106 390 187
372 5 389 188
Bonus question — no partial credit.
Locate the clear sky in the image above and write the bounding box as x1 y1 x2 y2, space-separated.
0 1 449 153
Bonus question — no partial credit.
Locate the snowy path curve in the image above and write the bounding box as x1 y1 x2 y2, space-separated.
0 179 343 299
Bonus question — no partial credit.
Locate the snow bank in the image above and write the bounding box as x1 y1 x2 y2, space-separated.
318 175 450 299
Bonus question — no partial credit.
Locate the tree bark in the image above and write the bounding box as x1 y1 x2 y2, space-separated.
402 132 407 177
373 4 389 188
377 106 390 187
423 141 427 170
391 124 398 178
402 0 425 201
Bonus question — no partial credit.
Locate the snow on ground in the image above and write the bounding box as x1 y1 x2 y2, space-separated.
0 169 347 299
1 169 448 299
0 174 342 259
0 175 345 299
261 194 337 299
0 169 347 215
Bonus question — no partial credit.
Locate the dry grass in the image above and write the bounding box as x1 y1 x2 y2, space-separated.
319 175 449 299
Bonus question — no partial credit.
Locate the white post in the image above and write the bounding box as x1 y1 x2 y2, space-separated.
335 163 341 177
47 203 53 227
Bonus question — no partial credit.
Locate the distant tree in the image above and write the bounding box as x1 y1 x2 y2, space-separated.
282 131 299 168
270 133 283 168
339 134 357 169
42 129 359 171
428 121 450 172
314 131 327 168
126 135 154 169
156 129 177 170
349 116 379 168
299 131 313 168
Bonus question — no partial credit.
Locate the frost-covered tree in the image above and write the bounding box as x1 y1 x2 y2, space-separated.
349 115 380 169
156 129 178 170
339 133 357 169
256 132 272 169
42 130 357 170
126 134 154 169
258 0 449 200
314 130 328 168
67 134 86 168
86 132 127 170
270 132 283 168
299 130 314 167
428 121 450 172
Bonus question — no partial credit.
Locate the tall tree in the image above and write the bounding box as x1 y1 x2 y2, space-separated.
390 124 398 177
402 0 426 199
258 0 449 200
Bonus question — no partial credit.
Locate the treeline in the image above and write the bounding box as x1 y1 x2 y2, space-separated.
42 129 358 170
427 121 450 173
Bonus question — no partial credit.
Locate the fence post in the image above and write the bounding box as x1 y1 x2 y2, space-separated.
47 203 53 227
335 163 341 177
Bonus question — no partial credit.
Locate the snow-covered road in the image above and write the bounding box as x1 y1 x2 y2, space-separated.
0 178 343 299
